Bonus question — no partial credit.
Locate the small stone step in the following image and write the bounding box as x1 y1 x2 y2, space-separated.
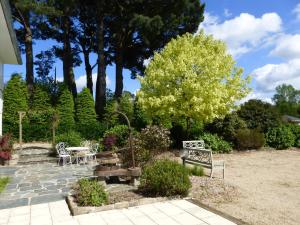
17 148 54 156
18 156 57 165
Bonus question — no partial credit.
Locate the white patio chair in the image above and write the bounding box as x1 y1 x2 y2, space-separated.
86 143 99 162
56 142 71 166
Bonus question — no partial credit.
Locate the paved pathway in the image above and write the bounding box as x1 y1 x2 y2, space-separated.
0 200 237 225
0 163 94 209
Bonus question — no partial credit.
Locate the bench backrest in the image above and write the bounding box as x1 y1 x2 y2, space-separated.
182 140 212 167
183 140 205 149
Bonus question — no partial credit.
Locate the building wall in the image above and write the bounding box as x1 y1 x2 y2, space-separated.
0 62 3 136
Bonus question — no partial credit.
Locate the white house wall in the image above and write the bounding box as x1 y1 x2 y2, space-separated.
0 62 3 136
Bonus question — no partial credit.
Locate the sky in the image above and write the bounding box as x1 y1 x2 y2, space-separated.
4 0 300 103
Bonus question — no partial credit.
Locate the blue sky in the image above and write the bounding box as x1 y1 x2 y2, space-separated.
5 0 300 102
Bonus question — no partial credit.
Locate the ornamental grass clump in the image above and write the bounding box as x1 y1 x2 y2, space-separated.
76 178 108 206
139 159 191 197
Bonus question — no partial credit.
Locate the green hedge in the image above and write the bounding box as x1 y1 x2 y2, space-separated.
200 133 232 153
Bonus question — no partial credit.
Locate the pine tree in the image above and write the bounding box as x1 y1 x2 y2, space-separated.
3 74 28 136
76 88 97 130
57 88 75 133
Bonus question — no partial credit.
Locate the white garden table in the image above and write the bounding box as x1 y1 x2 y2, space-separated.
66 147 90 164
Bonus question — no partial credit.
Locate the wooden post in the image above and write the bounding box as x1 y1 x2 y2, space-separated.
52 113 59 149
18 111 26 151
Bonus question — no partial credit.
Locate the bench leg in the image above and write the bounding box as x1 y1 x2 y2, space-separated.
210 168 213 178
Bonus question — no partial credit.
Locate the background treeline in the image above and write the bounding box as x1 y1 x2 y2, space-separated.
10 0 205 117
3 74 300 152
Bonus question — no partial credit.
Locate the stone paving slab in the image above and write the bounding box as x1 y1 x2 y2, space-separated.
0 163 95 209
0 199 237 225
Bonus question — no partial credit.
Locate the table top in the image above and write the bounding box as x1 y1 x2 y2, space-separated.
65 147 90 151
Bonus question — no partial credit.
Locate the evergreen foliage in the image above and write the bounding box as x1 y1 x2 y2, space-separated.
3 74 28 136
75 88 98 139
57 87 75 133
237 99 281 133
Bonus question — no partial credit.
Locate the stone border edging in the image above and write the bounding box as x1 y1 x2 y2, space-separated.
67 195 173 216
188 198 250 225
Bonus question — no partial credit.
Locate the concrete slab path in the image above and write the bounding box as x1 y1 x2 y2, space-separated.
0 199 237 225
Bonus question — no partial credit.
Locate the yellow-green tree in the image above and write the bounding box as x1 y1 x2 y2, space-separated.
138 31 250 127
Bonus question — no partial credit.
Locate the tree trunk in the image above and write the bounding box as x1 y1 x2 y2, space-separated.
115 38 123 99
62 7 77 97
83 50 93 95
95 12 106 118
24 14 34 96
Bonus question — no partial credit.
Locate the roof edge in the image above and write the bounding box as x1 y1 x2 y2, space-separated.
0 0 22 65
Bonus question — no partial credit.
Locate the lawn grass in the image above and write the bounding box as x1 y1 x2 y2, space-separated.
0 177 10 193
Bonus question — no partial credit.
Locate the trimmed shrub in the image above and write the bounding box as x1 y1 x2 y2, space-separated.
75 88 98 139
235 128 265 150
139 160 191 197
3 74 28 137
103 125 129 148
76 178 108 206
186 165 204 177
266 126 295 149
57 88 75 133
200 133 232 153
55 131 83 146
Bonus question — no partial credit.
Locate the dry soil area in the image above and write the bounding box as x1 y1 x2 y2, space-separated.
202 149 300 225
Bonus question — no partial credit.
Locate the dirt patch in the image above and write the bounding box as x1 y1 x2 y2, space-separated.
108 190 144 204
196 149 300 225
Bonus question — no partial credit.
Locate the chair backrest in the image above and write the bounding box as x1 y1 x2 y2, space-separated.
56 142 67 155
80 140 91 149
183 140 205 149
91 143 99 153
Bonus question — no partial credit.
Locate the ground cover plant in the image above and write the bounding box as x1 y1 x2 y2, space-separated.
139 159 191 197
75 178 108 206
0 177 10 193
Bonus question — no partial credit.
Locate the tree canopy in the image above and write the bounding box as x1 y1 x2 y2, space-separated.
137 32 250 127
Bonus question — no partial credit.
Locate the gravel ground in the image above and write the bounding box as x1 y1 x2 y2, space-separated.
193 148 300 225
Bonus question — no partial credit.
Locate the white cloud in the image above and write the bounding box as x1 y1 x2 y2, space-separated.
57 73 111 93
238 92 273 105
293 3 300 20
270 34 300 59
224 9 232 18
198 12 282 57
76 73 111 93
252 59 300 93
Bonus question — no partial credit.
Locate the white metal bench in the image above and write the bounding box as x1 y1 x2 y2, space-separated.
182 140 225 179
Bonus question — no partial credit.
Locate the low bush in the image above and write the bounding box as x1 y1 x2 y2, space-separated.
140 125 171 153
121 126 171 167
200 133 232 153
139 159 191 197
266 126 295 149
287 124 300 147
186 165 204 177
55 131 83 146
235 128 265 150
76 178 108 206
103 125 129 148
0 177 10 193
